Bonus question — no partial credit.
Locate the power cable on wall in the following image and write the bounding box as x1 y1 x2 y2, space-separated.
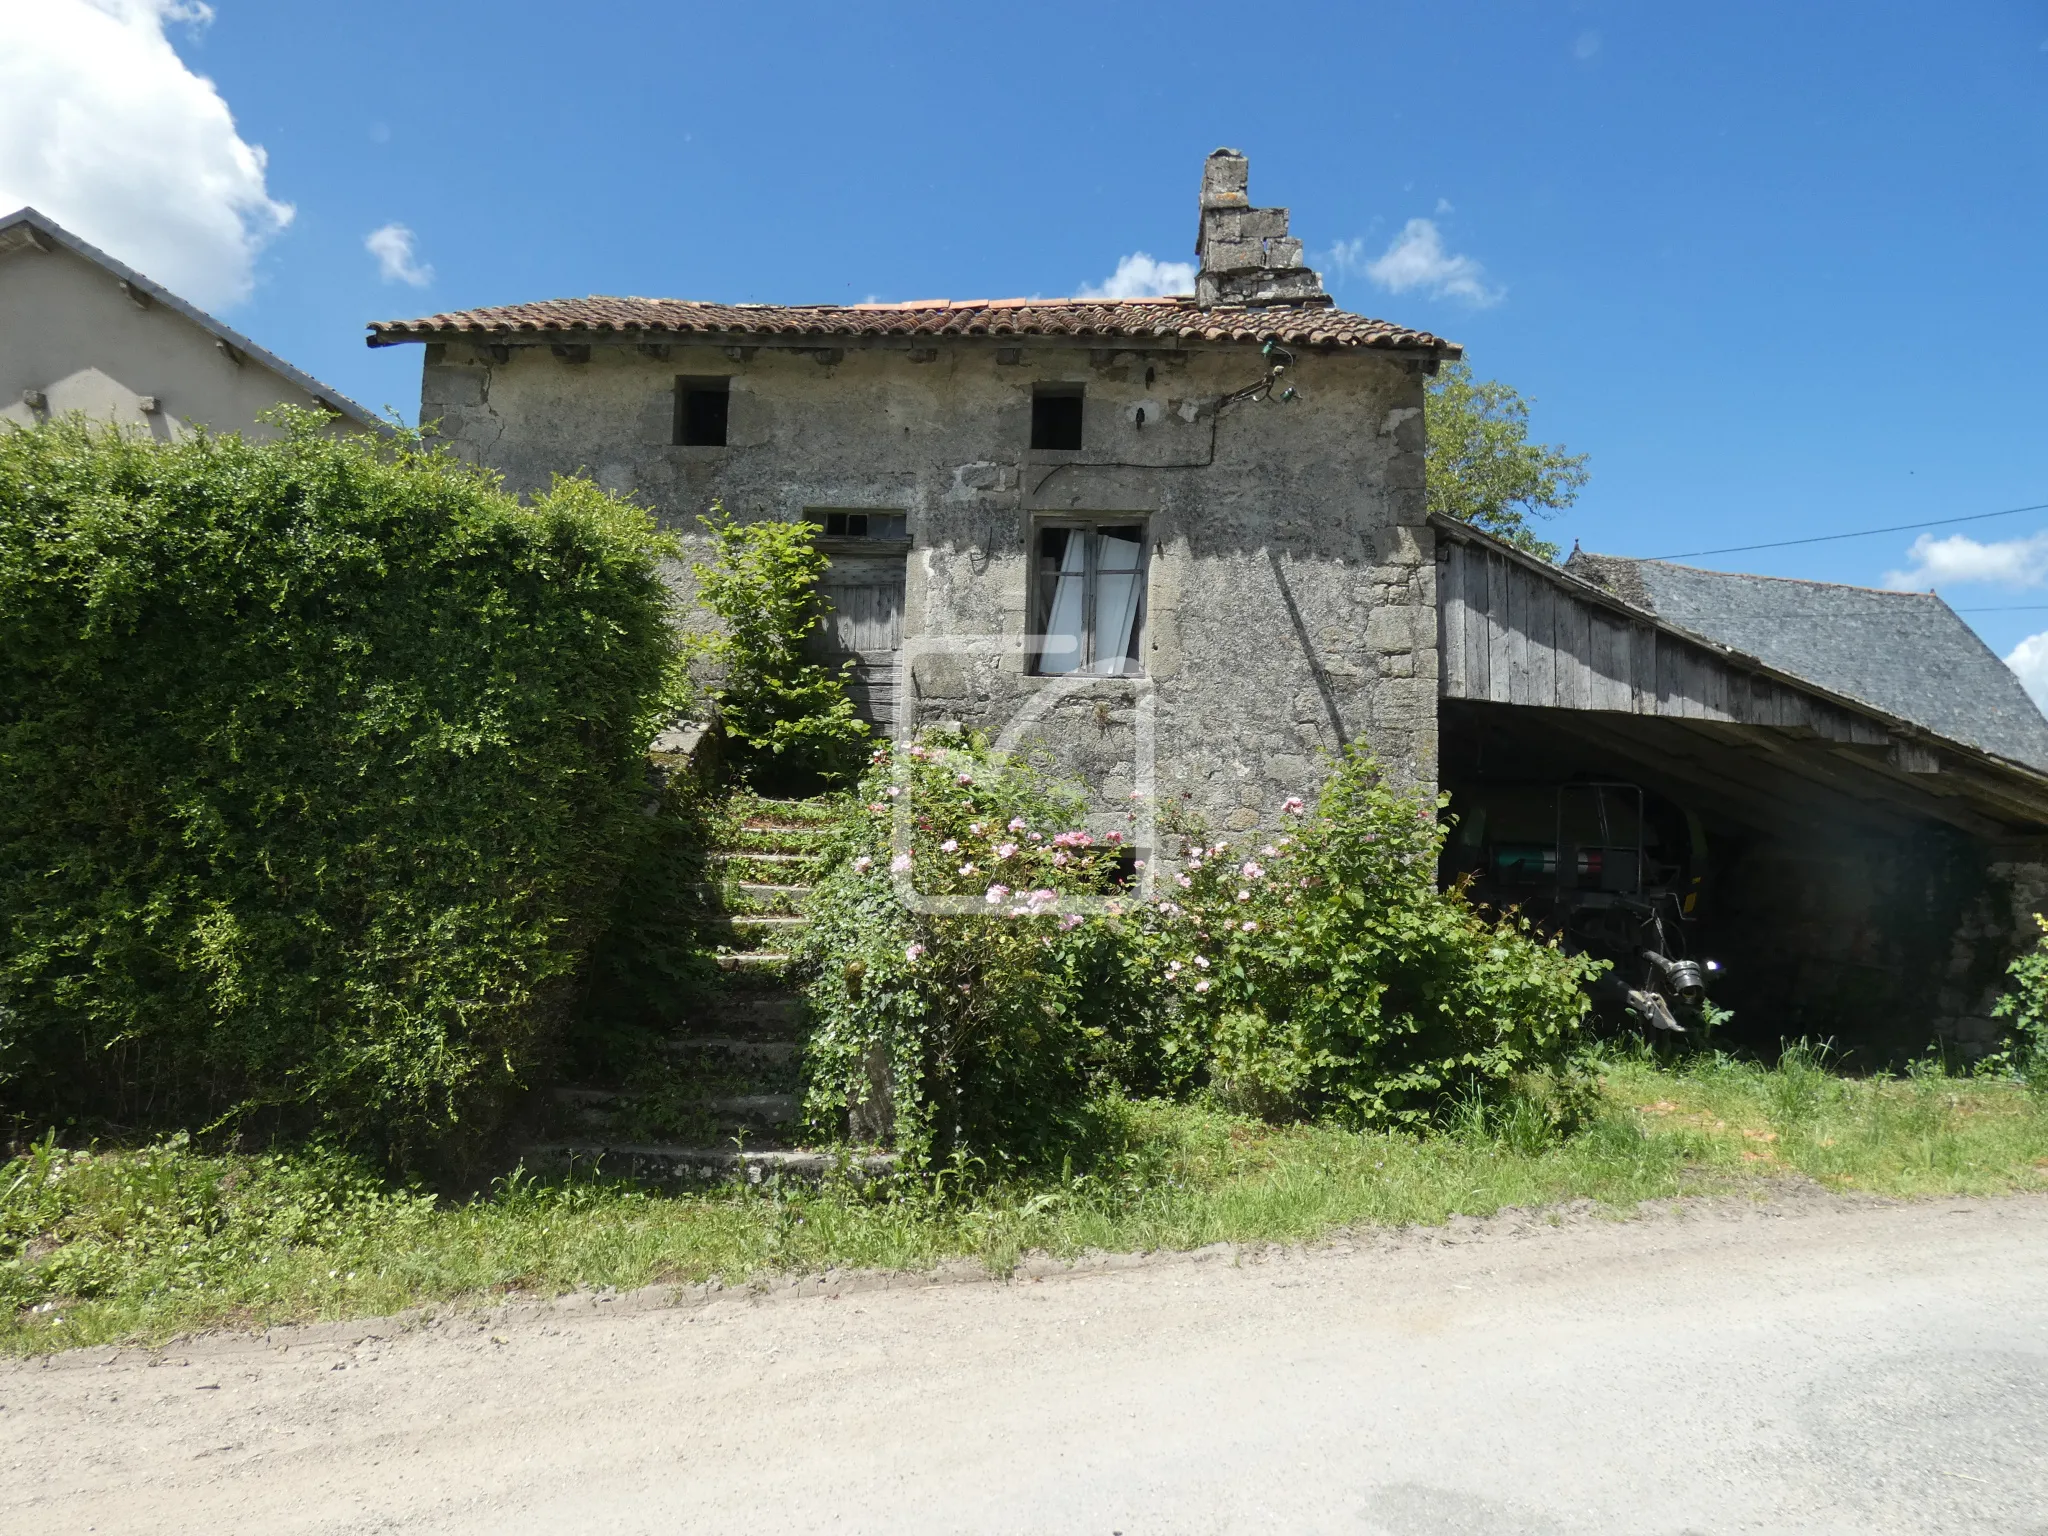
1644 499 2048 561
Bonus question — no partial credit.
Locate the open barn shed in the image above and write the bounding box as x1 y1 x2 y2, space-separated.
1431 517 2048 1064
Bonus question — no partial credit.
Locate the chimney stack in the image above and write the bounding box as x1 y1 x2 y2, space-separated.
1194 149 1330 309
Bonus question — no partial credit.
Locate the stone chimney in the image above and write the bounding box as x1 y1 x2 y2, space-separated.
1194 148 1330 308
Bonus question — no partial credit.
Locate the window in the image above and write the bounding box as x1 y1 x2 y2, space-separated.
674 376 729 446
1032 521 1146 676
812 510 908 540
1031 384 1084 451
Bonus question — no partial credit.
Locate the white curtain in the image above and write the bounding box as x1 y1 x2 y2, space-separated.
1039 532 1088 675
1092 530 1142 675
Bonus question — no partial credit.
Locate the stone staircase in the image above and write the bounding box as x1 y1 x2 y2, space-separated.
525 795 893 1186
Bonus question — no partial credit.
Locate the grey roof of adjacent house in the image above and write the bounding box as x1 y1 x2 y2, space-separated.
0 206 381 430
1564 549 2048 771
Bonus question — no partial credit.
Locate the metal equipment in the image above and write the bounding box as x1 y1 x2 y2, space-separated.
1445 779 1723 1033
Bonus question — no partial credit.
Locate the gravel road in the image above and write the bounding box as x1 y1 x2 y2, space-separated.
6 1192 2047 1535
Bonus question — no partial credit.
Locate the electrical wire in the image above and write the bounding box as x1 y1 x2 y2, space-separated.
1645 499 2048 561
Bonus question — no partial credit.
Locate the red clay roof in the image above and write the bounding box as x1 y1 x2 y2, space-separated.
364 295 1461 356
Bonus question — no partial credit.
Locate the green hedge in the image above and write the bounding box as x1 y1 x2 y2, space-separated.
0 414 676 1164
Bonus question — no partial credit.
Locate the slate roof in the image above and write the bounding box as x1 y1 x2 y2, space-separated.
0 207 382 430
1565 550 2048 770
364 295 1462 356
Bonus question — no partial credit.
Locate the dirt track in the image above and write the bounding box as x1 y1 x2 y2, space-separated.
6 1191 2047 1535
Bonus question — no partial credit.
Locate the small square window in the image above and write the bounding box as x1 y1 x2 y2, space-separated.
810 510 908 541
1031 385 1084 451
674 376 729 446
1032 519 1146 676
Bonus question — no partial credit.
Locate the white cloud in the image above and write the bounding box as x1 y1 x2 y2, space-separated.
366 223 433 287
1078 252 1195 300
1338 218 1503 307
1884 530 2048 591
0 0 293 311
2007 632 2048 710
1574 29 1602 60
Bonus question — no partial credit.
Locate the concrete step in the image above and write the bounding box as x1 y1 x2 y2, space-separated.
724 913 808 933
715 951 791 972
660 1035 798 1062
523 1142 897 1187
553 1086 799 1129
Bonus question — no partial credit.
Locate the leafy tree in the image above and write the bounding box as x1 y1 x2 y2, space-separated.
684 506 869 789
1426 360 1590 560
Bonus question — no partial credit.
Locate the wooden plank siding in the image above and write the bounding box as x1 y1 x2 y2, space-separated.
1434 536 1893 743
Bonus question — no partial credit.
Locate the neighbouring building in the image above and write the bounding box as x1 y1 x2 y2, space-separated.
1 206 378 439
367 149 2048 1062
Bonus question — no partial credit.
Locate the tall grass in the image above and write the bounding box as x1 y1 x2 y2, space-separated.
5 1050 2045 1355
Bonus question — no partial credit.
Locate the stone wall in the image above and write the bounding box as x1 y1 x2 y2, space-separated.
418 334 1435 832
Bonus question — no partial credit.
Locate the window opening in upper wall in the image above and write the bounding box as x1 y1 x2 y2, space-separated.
674 376 730 446
1032 519 1146 676
811 510 908 541
1031 384 1084 451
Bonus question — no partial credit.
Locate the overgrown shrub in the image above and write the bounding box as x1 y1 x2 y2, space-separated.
0 413 676 1164
1132 745 1602 1126
796 734 1137 1170
684 507 868 789
1992 914 2048 1090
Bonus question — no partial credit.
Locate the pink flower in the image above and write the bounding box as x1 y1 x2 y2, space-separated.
866 802 888 813
890 851 913 874
1176 874 1193 889
1282 797 1306 816
1193 956 1209 969
1134 858 1146 870
1106 830 1123 844
1052 830 1093 848
908 746 928 760
1167 960 1182 973
1241 920 1257 933
970 823 986 835
995 842 1019 860
1028 831 1043 842
884 786 901 799
1240 860 1264 879
1058 913 1084 931
957 774 974 786
1007 817 1028 832
1194 979 1210 993
1053 850 1071 868
1236 890 1251 902
904 943 926 963
1027 888 1057 909
852 856 873 873
985 883 1011 904
940 838 959 853
959 863 978 876
1187 859 1203 873
1261 845 1278 857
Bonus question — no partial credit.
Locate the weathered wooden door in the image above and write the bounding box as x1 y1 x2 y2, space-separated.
813 552 907 729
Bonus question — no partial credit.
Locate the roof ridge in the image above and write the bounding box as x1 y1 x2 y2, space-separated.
364 294 1462 356
1588 552 1945 601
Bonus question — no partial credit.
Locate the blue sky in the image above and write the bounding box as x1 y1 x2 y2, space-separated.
8 2 2048 681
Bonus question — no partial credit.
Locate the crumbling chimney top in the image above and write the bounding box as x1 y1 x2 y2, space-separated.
1194 149 1330 310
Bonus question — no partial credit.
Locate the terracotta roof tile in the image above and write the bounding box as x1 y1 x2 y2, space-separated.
364 295 1461 356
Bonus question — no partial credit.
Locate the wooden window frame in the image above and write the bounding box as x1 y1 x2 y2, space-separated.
1029 517 1149 677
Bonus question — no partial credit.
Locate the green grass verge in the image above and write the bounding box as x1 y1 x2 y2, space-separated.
6 1050 2046 1356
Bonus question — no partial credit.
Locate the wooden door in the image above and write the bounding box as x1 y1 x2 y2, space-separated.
812 552 907 729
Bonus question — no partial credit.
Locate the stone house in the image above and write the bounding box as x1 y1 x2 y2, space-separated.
1 206 377 439
366 150 1458 836
368 149 2048 1059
